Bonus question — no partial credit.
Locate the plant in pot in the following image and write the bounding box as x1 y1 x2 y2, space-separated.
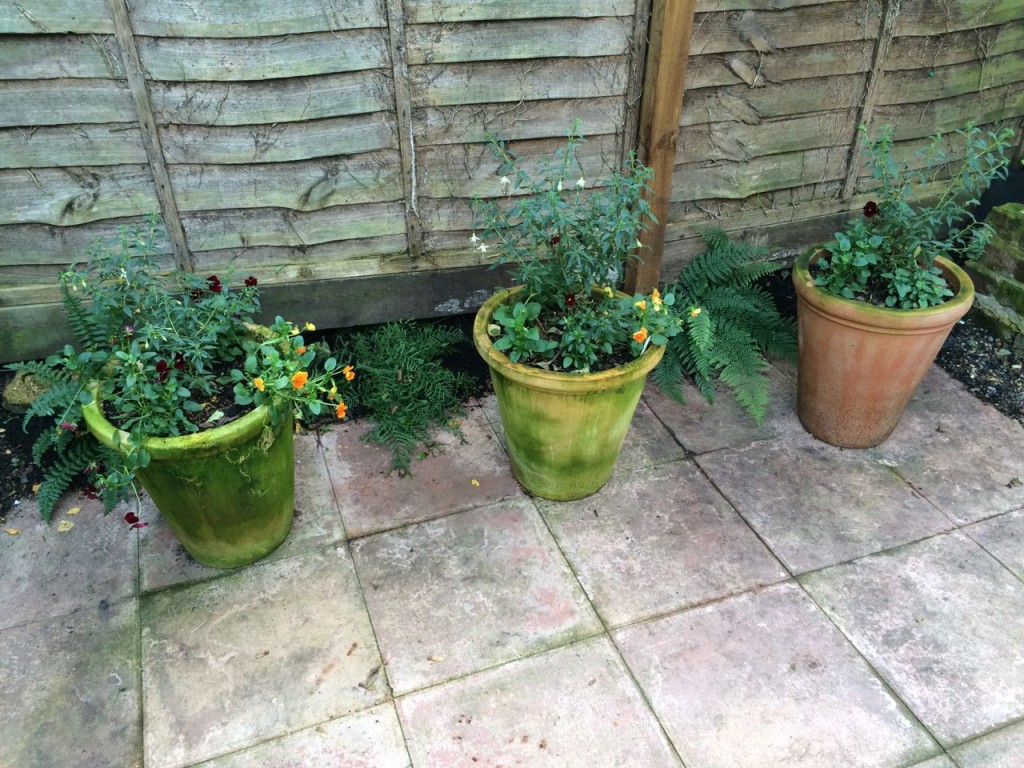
794 122 1014 447
469 124 794 500
10 216 354 568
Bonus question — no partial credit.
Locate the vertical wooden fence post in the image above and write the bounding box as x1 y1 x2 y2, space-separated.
626 0 697 293
106 0 192 270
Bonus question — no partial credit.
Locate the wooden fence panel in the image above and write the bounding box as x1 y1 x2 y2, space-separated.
1 0 1022 362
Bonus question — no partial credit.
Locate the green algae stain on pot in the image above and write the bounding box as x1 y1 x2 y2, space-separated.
474 288 664 501
82 388 294 569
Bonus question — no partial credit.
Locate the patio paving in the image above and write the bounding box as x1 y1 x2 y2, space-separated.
2 363 1024 767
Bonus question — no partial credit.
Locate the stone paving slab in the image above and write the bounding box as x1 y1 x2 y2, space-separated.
194 703 410 768
872 368 1024 524
139 433 345 592
640 361 801 454
351 497 601 695
697 433 954 574
396 636 682 767
536 461 786 627
141 547 387 768
963 509 1024 581
800 532 1024 747
321 405 523 538
948 719 1024 767
614 582 939 768
0 598 141 768
0 494 137 630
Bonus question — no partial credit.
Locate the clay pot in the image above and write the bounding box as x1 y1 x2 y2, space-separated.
793 248 974 448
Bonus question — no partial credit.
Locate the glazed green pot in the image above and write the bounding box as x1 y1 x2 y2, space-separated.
83 387 294 568
473 288 664 501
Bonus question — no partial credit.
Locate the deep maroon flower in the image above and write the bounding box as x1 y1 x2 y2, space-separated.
207 275 222 293
81 483 100 500
155 359 170 383
244 275 258 287
59 420 77 433
549 235 561 247
564 293 576 309
863 200 879 217
123 511 148 529
173 352 186 371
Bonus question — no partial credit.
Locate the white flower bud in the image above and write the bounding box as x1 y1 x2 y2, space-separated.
576 177 586 189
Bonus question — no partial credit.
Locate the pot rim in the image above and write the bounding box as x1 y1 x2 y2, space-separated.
82 382 280 460
792 247 975 332
472 286 665 394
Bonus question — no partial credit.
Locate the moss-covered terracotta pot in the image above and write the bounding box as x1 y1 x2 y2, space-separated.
473 287 664 500
793 248 974 448
83 388 294 568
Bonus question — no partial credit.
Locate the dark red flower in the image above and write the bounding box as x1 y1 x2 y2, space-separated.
549 235 561 247
59 420 78 433
173 352 186 371
244 275 258 287
207 275 222 293
81 483 100 500
564 293 576 309
863 201 879 217
124 512 139 524
155 359 169 383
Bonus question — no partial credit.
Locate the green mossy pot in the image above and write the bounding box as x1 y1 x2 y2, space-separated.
793 248 975 448
82 386 294 568
473 287 664 501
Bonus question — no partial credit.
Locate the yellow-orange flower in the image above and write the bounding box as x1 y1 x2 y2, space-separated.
328 384 338 401
633 328 648 343
651 288 663 310
690 307 702 318
289 325 300 336
295 345 307 355
335 400 348 419
343 364 355 381
635 300 646 311
291 371 309 389
253 377 265 392
304 322 316 331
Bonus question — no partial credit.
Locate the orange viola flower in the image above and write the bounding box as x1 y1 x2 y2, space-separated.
343 364 355 381
335 400 348 419
633 328 648 344
291 371 309 389
295 345 306 355
253 377 265 392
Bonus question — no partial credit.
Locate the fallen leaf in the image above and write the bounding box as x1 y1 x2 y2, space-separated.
427 655 444 662
32 483 42 494
4 528 21 535
57 520 75 533
471 478 480 487
66 506 81 516
359 665 381 690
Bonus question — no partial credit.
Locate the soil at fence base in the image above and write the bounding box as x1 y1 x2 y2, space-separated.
2 282 1022 524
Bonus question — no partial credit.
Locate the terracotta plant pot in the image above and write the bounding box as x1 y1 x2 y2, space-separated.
793 248 975 448
83 388 295 568
473 287 664 500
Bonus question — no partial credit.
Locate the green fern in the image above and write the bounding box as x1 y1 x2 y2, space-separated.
340 320 477 475
653 227 796 425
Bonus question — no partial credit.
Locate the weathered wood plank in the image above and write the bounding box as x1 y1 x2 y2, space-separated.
168 154 404 214
160 114 397 165
0 0 112 34
183 202 407 252
411 57 629 107
125 0 385 37
896 0 1023 36
136 30 390 82
676 109 857 163
686 40 874 90
671 145 849 201
149 71 392 126
0 79 134 127
681 73 867 126
414 97 625 146
0 219 132 266
405 0 635 24
405 17 632 65
887 21 1024 71
879 52 1024 105
694 1 841 11
690 2 881 57
0 34 123 79
0 123 146 168
873 83 1024 140
0 166 158 226
416 133 620 199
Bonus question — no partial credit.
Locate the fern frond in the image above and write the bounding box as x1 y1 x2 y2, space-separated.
33 435 108 522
